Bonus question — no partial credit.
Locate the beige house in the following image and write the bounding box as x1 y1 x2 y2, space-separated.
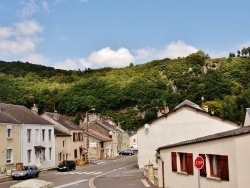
42 112 85 164
54 128 71 165
83 129 112 160
0 111 21 173
157 126 250 188
137 100 240 169
80 114 126 158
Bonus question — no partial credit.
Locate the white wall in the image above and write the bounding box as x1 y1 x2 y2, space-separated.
137 107 238 168
158 133 250 188
21 124 55 169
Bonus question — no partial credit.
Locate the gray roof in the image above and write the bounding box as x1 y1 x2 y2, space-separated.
84 129 112 142
54 127 71 137
157 126 250 151
0 103 52 125
43 112 80 130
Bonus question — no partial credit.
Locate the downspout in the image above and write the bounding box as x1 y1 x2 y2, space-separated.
156 150 165 188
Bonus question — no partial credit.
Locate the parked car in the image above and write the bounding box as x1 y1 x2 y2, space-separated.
119 149 134 155
57 160 76 171
11 165 39 180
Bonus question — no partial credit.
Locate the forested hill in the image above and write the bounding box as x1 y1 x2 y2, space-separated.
1 50 250 130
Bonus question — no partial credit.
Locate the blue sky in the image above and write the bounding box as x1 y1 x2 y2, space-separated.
0 0 250 70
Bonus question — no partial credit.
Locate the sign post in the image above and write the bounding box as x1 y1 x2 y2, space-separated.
195 156 204 188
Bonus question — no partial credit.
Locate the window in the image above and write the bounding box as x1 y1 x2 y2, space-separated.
133 139 136 143
74 149 77 158
35 129 39 142
41 148 46 160
63 141 65 147
58 153 61 161
208 154 229 181
48 129 52 141
49 147 52 160
27 150 31 163
42 129 45 141
6 148 12 163
171 152 193 175
179 152 193 175
27 129 31 142
7 125 12 138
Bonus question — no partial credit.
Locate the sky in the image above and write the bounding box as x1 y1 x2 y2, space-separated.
0 0 250 71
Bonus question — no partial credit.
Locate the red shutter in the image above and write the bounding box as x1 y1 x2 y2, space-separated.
186 153 193 175
219 155 229 181
199 154 207 177
171 152 177 172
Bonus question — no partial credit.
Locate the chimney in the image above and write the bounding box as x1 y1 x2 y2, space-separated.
31 104 38 114
53 110 59 120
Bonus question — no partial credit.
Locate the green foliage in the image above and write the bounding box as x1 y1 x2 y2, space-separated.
1 51 250 129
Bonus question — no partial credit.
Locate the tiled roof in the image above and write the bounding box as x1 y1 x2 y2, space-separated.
0 103 52 125
157 126 250 151
84 128 112 142
54 127 71 136
95 120 115 131
43 112 80 130
138 99 240 130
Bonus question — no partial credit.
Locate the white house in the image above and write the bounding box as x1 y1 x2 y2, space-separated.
156 125 250 188
137 100 240 169
0 103 55 170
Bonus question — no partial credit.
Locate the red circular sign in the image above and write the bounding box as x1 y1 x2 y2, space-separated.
195 156 204 169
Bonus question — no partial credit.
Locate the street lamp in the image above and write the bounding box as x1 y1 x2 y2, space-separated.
86 108 95 163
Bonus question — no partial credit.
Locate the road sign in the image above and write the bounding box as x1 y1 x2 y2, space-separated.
195 156 204 169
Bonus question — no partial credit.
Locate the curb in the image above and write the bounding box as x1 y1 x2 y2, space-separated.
0 175 12 183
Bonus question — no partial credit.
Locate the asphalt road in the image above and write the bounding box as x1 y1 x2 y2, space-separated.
0 155 157 188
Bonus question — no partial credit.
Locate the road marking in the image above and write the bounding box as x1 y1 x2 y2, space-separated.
56 171 103 175
97 162 106 165
89 163 137 188
54 179 88 188
141 179 151 187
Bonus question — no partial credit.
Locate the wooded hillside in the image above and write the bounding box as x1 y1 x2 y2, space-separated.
1 50 250 130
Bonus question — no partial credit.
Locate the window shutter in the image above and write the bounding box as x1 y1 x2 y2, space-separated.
171 152 177 172
219 155 229 181
199 154 207 177
186 153 193 175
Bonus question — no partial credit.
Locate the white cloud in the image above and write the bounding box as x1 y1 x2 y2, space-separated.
0 20 43 56
22 53 48 66
0 27 12 38
54 47 135 70
14 20 43 36
156 40 198 59
19 0 39 18
54 41 200 70
41 0 50 12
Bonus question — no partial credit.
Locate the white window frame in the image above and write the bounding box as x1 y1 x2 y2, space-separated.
6 148 13 164
48 129 52 141
7 125 13 139
35 129 39 143
27 149 32 163
42 129 45 141
27 129 31 142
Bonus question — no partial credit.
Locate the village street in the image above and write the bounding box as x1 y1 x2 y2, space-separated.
0 155 156 188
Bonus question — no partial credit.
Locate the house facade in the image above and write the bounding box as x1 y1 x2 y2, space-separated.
42 112 84 164
137 100 240 169
0 111 21 173
157 126 250 188
0 103 55 170
54 128 71 165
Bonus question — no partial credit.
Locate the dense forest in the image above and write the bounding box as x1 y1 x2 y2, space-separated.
1 50 250 130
